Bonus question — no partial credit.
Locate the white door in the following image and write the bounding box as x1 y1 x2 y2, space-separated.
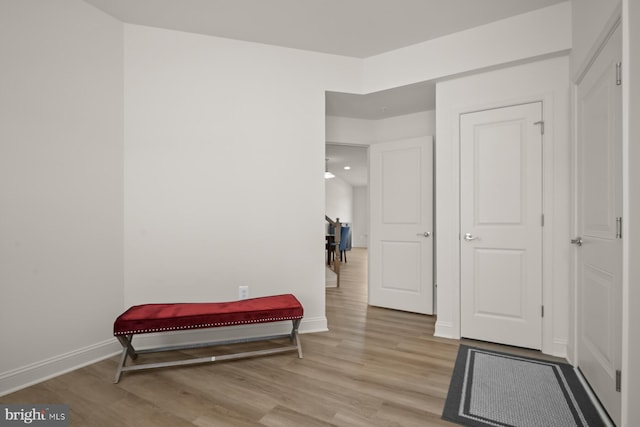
369 137 433 314
460 102 543 350
575 25 622 427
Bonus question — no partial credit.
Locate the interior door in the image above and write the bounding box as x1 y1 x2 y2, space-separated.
575 25 622 427
369 136 433 314
460 102 543 350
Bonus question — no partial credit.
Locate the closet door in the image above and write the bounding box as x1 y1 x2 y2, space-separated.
460 102 543 350
575 25 622 427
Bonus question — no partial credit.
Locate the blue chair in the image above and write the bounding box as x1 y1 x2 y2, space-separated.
339 226 351 262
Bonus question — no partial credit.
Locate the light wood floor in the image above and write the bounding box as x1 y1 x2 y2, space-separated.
2 248 557 426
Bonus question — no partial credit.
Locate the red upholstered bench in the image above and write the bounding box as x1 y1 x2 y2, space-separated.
113 294 303 383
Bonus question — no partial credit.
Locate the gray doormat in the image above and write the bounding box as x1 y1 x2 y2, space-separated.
442 345 609 427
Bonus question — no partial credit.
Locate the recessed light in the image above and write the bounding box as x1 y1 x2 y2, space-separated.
344 166 351 170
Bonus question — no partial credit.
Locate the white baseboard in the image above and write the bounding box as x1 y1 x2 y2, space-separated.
551 338 568 359
0 317 327 397
0 339 121 397
300 316 328 334
434 320 458 339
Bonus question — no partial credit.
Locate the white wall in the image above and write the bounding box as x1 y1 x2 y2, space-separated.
374 111 436 143
435 56 571 357
0 0 576 396
124 25 362 340
352 187 369 247
325 116 375 145
325 176 368 248
0 0 124 395
362 2 571 93
325 177 353 225
326 111 435 145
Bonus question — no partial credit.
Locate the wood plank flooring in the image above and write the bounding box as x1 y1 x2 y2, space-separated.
1 248 557 426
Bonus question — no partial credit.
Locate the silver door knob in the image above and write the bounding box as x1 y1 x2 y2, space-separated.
570 237 583 246
416 232 431 237
464 233 479 241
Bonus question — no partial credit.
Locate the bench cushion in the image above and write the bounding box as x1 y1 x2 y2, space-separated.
114 294 303 336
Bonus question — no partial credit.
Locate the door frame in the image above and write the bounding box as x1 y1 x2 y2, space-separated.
435 89 563 357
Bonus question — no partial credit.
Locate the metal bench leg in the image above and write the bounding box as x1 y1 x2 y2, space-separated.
114 335 137 383
291 319 303 358
113 318 304 382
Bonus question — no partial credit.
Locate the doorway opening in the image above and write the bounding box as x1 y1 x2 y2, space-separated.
325 143 368 289
325 80 436 312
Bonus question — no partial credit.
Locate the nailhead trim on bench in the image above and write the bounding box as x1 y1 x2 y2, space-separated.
114 315 303 336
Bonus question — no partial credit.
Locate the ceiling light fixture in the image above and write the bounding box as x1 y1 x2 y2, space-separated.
344 166 351 170
325 158 335 179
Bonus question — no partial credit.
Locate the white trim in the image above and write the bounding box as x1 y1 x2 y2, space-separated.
297 316 329 334
0 339 121 397
621 3 640 425
552 338 569 359
568 81 580 368
434 321 455 339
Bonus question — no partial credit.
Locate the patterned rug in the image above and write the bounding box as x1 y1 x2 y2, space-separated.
442 345 609 427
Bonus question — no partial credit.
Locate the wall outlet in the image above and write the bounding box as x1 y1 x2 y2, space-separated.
238 285 249 300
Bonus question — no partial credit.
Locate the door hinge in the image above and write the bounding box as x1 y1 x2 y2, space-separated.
616 370 622 392
541 305 544 317
534 120 545 135
616 62 622 86
616 217 622 239
541 214 545 227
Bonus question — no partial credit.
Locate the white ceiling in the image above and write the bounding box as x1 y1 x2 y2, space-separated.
326 80 436 120
84 0 565 59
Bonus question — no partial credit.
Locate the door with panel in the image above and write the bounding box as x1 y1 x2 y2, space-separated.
460 102 543 350
369 137 433 314
575 25 622 427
